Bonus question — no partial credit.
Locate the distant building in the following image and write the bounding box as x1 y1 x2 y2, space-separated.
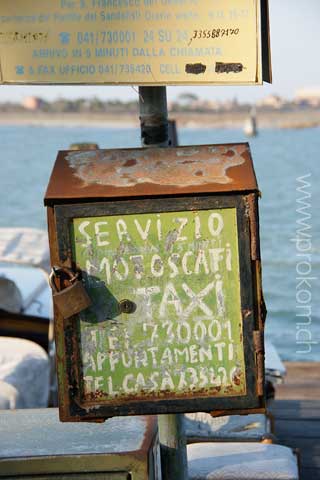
205 100 221 111
294 88 320 107
256 95 284 109
189 99 218 111
221 98 239 111
169 96 223 112
22 96 44 111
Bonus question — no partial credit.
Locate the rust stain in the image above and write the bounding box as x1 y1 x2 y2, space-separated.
210 408 266 418
232 368 242 386
81 383 240 405
123 158 137 167
246 193 260 261
65 145 247 188
224 150 235 157
44 143 259 203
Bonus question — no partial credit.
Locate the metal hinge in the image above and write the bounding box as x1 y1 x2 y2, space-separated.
253 330 265 396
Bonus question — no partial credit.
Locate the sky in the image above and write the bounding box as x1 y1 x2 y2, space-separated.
0 0 319 103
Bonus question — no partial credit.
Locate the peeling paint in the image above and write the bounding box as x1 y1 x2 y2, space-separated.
65 145 247 188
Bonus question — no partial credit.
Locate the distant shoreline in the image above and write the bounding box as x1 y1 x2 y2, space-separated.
0 109 320 130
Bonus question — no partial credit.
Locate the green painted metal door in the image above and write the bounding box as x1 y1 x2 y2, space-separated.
72 207 246 403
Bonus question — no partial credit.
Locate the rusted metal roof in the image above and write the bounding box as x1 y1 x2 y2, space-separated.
44 143 258 205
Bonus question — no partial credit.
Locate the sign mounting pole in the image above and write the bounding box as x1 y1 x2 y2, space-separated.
139 86 188 480
139 87 170 148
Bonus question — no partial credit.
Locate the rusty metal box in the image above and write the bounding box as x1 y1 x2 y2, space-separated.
45 143 266 421
0 409 159 479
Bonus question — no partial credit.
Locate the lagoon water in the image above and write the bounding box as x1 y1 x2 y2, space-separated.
0 124 319 361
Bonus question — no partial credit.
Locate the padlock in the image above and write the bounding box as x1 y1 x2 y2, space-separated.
49 268 91 319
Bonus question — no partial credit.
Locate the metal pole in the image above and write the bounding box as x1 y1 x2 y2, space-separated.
139 86 169 148
157 413 188 480
138 86 188 480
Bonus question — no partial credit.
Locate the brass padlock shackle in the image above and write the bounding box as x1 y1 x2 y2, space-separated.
49 266 79 293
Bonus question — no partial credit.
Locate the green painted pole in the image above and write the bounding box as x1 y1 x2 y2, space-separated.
138 86 188 480
157 413 188 480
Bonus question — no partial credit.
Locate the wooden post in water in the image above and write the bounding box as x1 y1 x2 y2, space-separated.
139 86 188 480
